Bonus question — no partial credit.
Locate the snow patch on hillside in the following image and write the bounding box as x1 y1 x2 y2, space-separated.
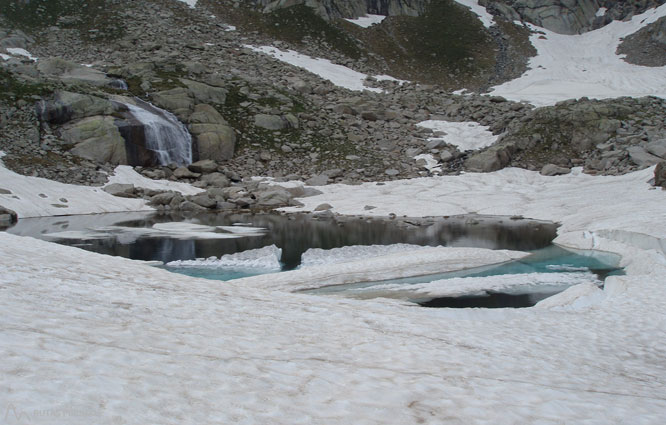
345 14 386 28
417 120 499 151
175 0 197 8
489 4 666 105
453 0 496 28
245 46 383 92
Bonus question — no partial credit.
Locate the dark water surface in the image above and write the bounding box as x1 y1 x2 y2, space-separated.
8 211 559 269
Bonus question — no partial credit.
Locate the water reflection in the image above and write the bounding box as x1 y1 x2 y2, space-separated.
8 211 559 268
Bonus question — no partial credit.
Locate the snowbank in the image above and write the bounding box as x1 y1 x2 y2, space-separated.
0 159 202 218
416 120 499 151
167 245 282 270
489 4 666 105
232 247 528 292
344 14 386 28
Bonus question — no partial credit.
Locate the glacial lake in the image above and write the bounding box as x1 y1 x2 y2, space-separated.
7 211 623 308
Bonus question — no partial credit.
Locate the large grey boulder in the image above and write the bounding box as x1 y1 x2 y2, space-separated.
646 139 666 159
627 146 663 168
37 91 116 124
188 105 236 162
36 57 115 87
254 188 293 207
254 114 289 131
181 79 227 105
61 116 128 164
540 164 571 176
188 159 219 174
465 146 512 172
103 183 137 198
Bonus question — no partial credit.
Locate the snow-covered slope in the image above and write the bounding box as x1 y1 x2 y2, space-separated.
490 4 666 105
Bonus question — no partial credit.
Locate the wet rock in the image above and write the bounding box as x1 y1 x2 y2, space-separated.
148 191 177 206
61 116 128 164
305 174 329 186
37 91 116 124
201 172 230 188
314 203 333 211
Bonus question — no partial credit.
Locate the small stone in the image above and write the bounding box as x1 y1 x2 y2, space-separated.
540 164 571 176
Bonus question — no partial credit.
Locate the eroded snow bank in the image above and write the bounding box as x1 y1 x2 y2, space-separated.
232 247 528 292
246 46 384 93
489 4 666 105
416 120 499 151
167 245 282 270
0 159 201 218
344 14 386 27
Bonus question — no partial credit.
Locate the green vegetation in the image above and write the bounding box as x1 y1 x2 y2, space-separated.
0 68 51 101
353 0 496 88
0 0 125 41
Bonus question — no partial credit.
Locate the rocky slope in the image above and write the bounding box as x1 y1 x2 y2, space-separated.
0 0 665 212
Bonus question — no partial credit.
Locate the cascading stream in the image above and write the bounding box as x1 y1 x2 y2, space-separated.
123 100 193 166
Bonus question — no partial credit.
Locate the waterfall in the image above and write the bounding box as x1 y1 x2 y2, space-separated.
109 79 128 90
123 100 193 166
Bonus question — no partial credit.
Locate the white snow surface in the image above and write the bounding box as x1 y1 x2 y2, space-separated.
417 120 499 151
175 0 197 8
359 271 601 298
6 47 38 61
453 0 496 28
3 158 666 421
0 53 10 60
300 243 428 268
344 14 386 27
413 153 442 173
106 165 203 196
167 245 282 270
0 160 202 218
246 45 383 92
489 4 666 105
233 247 528 292
596 7 608 17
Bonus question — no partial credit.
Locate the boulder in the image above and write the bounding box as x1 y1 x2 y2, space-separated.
103 183 137 198
254 114 290 131
189 105 236 162
181 79 227 105
149 191 177 206
254 188 293 208
188 193 217 208
646 139 666 159
465 147 511 172
305 174 329 186
655 161 666 188
173 166 200 179
151 87 193 117
627 146 663 168
61 116 128 164
540 164 571 176
201 172 230 188
314 203 333 211
37 57 114 87
188 159 218 174
37 91 116 124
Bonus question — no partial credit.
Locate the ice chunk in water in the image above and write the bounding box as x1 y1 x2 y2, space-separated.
300 244 429 268
166 245 282 270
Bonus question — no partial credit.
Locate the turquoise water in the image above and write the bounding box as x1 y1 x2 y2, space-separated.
304 245 623 297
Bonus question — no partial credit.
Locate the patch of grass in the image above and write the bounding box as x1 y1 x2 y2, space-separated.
0 0 125 41
0 68 52 101
347 0 497 88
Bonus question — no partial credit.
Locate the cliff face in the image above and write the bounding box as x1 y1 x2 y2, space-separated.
255 0 430 19
255 0 666 34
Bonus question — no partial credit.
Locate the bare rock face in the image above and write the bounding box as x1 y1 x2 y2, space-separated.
617 16 666 67
188 104 236 163
253 0 428 19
